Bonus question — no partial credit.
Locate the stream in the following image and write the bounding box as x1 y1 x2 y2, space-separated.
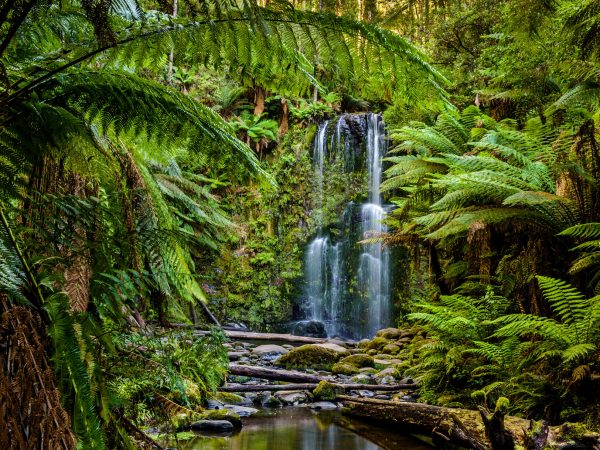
167 407 431 450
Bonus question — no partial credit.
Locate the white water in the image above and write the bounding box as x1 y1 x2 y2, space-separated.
302 113 391 339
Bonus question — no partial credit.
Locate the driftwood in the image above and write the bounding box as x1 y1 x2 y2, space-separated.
338 396 525 449
229 364 326 383
220 382 418 392
196 329 331 344
338 396 600 450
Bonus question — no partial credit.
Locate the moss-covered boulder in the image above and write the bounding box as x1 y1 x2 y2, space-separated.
376 328 403 340
339 353 374 368
200 409 242 429
332 362 360 375
276 344 341 370
358 336 390 351
210 392 246 405
382 343 400 355
312 380 344 400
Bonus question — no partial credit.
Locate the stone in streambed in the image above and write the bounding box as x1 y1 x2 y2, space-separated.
211 392 251 406
252 344 288 357
350 374 375 385
358 337 390 351
223 405 258 417
201 409 242 429
382 344 400 355
315 343 349 354
373 358 402 370
309 401 338 411
376 328 403 340
331 362 359 375
312 380 344 401
374 367 399 382
190 420 234 434
276 390 309 405
339 353 374 368
276 344 343 370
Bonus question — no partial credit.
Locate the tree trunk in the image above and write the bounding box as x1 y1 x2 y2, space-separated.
192 329 332 344
229 364 326 383
279 96 289 137
254 85 266 116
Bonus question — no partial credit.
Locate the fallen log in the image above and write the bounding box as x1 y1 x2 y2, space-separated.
229 364 326 383
196 329 332 344
337 396 600 450
220 382 418 392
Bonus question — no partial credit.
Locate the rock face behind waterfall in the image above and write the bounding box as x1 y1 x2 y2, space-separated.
298 113 393 340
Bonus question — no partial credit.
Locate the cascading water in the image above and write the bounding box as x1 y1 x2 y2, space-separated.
300 113 391 339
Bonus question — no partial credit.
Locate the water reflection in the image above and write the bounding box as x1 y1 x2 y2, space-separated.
173 407 429 450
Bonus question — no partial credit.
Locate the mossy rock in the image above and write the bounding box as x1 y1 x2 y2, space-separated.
358 337 390 351
382 343 400 355
200 409 242 429
313 380 344 400
332 362 360 375
276 344 341 370
339 353 374 368
376 328 403 339
210 392 245 405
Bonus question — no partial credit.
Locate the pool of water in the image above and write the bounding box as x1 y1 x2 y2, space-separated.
169 407 431 450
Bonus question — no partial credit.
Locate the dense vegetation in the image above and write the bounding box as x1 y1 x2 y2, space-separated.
1 0 599 447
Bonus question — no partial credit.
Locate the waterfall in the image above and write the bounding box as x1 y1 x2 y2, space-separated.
300 113 391 339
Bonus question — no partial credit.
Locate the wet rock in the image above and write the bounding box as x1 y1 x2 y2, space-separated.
339 353 374 368
228 351 247 361
261 395 282 408
201 409 242 429
252 344 289 357
358 337 390 351
313 380 344 400
350 374 375 385
379 376 396 385
376 328 403 340
211 392 251 406
309 401 338 411
399 377 414 385
276 391 308 405
374 367 398 381
190 420 234 433
332 362 359 375
358 390 375 398
401 395 417 402
373 358 402 370
382 344 400 355
314 343 349 354
327 339 348 347
289 320 327 338
206 399 223 410
223 405 259 417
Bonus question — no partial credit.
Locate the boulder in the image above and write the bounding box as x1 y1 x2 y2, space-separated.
350 374 375 385
252 344 289 357
190 420 234 433
312 380 344 401
210 392 249 406
331 362 359 375
373 367 398 382
276 391 308 405
382 343 400 355
223 405 259 417
276 344 342 370
373 358 402 370
261 394 282 408
309 401 338 411
289 320 327 338
201 409 242 429
358 337 390 351
376 328 403 340
315 343 349 354
339 353 374 368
